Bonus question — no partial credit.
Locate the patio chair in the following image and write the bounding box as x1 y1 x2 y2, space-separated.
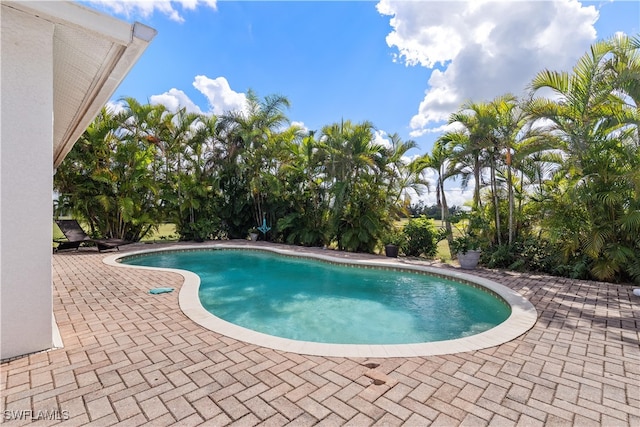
54 219 131 252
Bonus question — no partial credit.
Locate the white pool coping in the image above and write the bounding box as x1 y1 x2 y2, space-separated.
104 244 538 358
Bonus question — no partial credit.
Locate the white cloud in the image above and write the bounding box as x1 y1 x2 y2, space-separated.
377 0 598 135
193 75 247 116
415 184 474 208
406 167 474 206
291 121 308 133
410 121 465 138
443 186 474 208
105 100 127 115
87 0 217 23
150 88 203 114
373 129 392 149
142 75 246 117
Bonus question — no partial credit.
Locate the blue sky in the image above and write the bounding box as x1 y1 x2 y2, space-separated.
82 0 638 205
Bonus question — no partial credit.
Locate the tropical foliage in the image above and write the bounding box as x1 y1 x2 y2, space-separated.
55 94 427 252
402 216 438 258
55 33 640 283
525 34 640 282
54 103 163 241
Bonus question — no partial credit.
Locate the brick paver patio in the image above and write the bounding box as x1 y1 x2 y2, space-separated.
1 241 639 426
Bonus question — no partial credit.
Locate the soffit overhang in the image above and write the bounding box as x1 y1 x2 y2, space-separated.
3 1 157 167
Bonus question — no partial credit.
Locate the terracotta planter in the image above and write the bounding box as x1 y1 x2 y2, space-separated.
457 249 481 269
384 244 399 258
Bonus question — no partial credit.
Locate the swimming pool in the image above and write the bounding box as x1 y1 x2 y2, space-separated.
107 243 537 357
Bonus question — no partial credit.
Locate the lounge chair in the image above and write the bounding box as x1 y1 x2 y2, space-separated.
54 219 131 252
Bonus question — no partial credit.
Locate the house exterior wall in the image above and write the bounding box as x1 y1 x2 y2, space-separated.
1 6 55 359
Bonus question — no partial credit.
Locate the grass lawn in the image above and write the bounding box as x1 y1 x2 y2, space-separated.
53 222 179 249
53 223 66 241
55 218 456 262
140 223 178 242
436 240 451 262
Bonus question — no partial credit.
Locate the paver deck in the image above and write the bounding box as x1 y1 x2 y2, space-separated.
1 241 639 426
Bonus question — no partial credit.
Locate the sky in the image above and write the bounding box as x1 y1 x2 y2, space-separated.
81 0 639 206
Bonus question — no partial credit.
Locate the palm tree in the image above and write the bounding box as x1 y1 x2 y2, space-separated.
319 120 387 252
418 138 459 258
54 106 162 241
528 34 640 282
275 128 329 246
447 101 497 212
220 91 291 234
380 133 428 217
447 100 508 244
490 94 549 244
175 113 218 235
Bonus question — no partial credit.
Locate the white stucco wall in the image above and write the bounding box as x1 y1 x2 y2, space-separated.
1 7 55 359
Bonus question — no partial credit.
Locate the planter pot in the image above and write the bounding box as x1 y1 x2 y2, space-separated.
249 233 259 242
457 249 481 269
384 244 399 258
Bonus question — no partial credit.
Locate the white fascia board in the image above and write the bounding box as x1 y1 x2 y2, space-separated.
3 1 133 45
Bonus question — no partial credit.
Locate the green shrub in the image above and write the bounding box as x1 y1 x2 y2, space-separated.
177 217 221 241
402 216 438 258
382 228 407 248
484 244 517 269
483 238 575 275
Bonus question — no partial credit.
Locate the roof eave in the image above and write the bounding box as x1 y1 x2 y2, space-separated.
53 21 157 167
3 1 157 168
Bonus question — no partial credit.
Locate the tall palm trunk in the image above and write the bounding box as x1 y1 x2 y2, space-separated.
517 169 526 238
473 156 482 210
439 175 455 259
507 150 514 244
489 151 502 245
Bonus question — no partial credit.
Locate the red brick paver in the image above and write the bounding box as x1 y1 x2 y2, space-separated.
1 241 639 426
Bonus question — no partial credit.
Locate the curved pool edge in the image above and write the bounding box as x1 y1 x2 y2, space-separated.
103 243 538 358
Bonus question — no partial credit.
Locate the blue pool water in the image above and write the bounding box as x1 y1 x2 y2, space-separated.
123 249 510 344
